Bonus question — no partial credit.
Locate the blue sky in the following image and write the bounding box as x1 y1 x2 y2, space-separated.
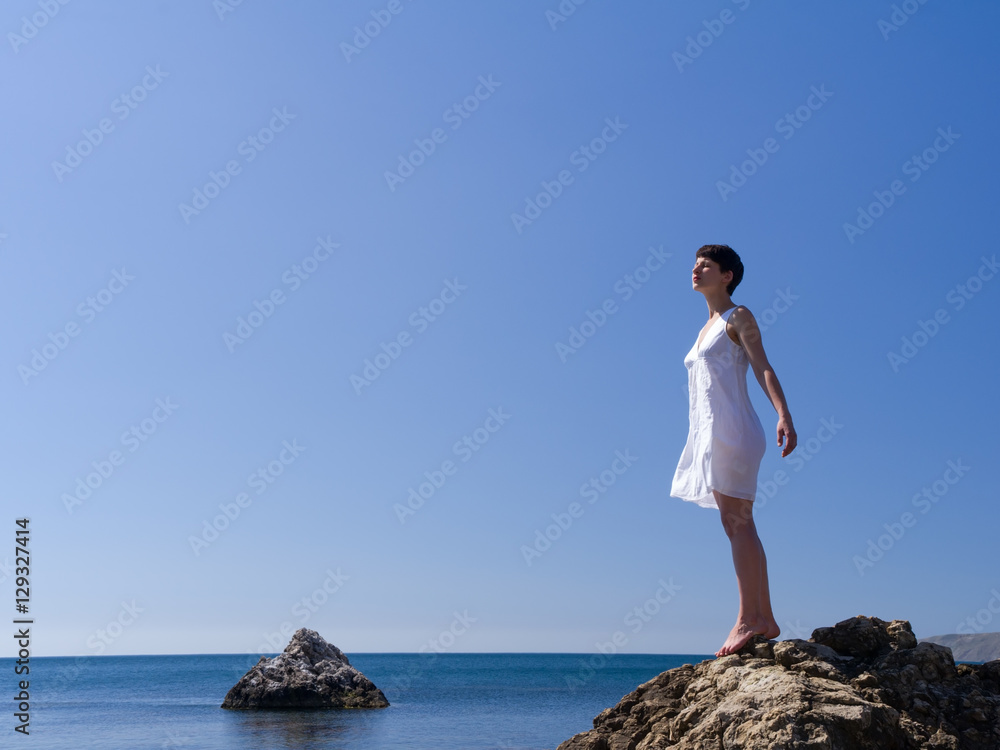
2 0 999 660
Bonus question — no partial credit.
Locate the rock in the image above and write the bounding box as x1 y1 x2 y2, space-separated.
920 632 1000 663
556 615 1000 750
221 628 389 709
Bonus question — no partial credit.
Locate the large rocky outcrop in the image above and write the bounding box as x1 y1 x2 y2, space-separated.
557 615 1000 750
221 628 389 709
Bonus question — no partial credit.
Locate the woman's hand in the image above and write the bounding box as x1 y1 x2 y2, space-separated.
777 415 797 457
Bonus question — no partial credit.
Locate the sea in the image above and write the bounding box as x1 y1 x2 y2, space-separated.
3 652 712 749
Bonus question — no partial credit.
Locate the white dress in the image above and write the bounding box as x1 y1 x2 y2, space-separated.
670 306 767 510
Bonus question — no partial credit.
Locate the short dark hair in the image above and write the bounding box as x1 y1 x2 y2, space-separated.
696 244 744 296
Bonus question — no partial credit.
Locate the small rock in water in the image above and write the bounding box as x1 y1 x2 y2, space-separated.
221 628 389 709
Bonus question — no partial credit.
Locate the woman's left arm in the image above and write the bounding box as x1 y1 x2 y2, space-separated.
731 307 797 457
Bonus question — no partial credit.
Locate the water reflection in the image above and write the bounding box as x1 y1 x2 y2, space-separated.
223 708 389 749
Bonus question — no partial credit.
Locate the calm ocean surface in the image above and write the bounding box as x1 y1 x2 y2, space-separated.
4 652 712 749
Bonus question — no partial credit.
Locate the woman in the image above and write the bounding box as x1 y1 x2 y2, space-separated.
670 244 797 657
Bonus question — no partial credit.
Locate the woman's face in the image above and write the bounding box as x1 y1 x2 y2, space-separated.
692 256 730 291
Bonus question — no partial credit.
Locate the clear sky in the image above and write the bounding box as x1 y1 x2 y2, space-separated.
2 0 998 659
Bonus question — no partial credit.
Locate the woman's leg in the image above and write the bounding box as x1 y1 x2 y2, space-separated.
734 498 780 639
758 543 779 640
714 491 779 656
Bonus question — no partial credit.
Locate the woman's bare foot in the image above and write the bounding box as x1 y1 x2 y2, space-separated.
762 619 780 640
715 616 769 657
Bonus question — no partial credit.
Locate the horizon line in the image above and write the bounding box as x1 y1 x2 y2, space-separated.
4 650 718 659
